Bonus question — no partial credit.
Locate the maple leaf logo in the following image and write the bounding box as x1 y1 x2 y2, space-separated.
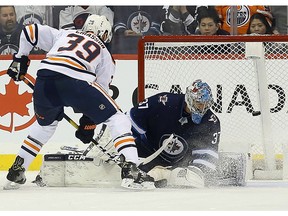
0 79 32 116
0 70 36 132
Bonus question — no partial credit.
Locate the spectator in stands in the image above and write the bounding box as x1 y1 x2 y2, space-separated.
195 7 230 35
14 6 47 54
15 6 46 26
160 6 215 35
59 6 113 30
246 13 274 35
246 12 285 54
271 6 288 34
59 6 113 51
0 6 22 55
111 6 162 54
215 5 277 35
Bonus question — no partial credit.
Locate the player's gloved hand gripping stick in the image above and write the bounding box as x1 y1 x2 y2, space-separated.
7 54 30 81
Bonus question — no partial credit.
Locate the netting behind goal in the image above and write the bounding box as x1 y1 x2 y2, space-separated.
138 35 288 179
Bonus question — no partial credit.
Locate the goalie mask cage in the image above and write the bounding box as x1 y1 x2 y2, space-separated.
138 35 288 180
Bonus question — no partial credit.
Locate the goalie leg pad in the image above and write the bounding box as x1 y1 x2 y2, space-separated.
148 166 205 188
41 154 121 187
168 166 205 188
216 152 247 186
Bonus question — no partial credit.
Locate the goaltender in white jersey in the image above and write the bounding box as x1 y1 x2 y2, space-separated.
4 15 155 190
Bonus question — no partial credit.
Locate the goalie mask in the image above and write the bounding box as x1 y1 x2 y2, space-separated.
82 14 112 43
185 79 213 124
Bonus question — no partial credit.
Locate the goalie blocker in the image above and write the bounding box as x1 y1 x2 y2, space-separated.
39 152 248 187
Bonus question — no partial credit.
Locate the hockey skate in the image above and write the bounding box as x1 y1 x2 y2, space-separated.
121 161 156 190
3 156 26 190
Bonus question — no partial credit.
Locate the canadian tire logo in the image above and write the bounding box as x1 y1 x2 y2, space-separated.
0 70 36 132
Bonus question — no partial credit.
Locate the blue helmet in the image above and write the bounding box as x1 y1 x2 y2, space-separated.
185 79 213 124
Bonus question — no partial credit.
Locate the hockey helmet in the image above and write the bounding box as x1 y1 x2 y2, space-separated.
185 79 213 124
82 14 112 43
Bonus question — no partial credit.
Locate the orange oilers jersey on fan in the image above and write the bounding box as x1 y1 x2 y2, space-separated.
215 6 272 35
16 24 115 92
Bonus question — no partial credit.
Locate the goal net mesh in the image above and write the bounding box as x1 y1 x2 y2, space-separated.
138 36 288 176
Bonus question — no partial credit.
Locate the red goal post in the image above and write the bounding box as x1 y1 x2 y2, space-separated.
138 35 288 180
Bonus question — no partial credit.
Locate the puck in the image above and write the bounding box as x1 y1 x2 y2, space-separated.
252 111 261 116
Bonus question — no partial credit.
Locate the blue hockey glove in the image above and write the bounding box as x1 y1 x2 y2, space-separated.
75 115 96 144
7 54 30 81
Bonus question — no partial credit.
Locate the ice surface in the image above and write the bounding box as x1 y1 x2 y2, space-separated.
1 171 288 211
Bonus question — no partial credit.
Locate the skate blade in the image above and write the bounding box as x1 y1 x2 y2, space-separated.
3 181 21 190
121 178 156 190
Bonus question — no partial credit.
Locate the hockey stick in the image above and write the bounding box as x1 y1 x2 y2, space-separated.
140 133 174 165
82 124 107 156
22 76 173 166
60 146 84 154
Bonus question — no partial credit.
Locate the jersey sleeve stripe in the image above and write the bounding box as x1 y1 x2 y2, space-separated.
23 24 38 46
127 111 146 134
192 149 219 159
28 25 35 42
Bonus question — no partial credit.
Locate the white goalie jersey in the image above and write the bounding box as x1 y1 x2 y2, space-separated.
16 24 115 92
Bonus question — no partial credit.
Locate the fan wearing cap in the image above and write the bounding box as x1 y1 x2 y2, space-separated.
127 79 221 188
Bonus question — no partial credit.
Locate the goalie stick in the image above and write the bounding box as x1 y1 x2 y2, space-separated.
21 75 174 189
140 133 174 165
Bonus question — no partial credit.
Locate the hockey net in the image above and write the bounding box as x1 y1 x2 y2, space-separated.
138 35 288 180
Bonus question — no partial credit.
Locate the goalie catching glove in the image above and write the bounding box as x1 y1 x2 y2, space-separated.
7 54 30 81
75 115 96 144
